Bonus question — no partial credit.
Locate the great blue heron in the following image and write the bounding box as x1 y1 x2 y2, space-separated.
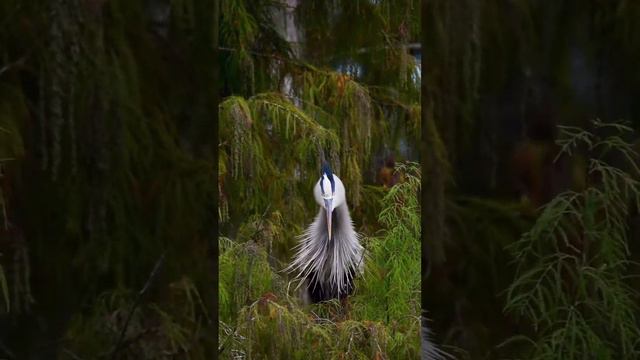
286 163 364 303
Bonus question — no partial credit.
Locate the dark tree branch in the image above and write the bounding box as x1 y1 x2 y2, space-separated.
109 252 166 359
0 56 28 78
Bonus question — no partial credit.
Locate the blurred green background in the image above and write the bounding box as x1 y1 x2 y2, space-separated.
425 1 640 358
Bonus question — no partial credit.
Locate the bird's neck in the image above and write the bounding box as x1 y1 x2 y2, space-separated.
321 204 348 231
331 207 340 229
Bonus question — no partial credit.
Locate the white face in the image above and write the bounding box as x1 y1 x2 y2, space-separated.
314 173 345 209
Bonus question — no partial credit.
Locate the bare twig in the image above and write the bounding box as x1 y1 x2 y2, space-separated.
0 338 16 359
62 347 85 360
110 252 166 359
0 56 28 78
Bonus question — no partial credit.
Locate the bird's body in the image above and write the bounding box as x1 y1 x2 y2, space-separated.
286 164 364 303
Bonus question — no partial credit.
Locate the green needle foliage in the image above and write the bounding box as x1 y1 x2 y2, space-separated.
351 162 422 357
219 163 422 359
504 120 640 359
352 162 421 325
218 1 421 357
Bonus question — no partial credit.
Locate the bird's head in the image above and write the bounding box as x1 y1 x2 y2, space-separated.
313 163 345 240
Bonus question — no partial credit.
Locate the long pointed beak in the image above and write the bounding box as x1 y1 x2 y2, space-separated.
324 198 333 240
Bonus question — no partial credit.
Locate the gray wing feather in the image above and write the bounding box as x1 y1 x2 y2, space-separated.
286 205 364 296
422 317 451 360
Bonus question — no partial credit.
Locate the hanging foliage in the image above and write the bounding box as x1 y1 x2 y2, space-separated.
504 121 640 359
